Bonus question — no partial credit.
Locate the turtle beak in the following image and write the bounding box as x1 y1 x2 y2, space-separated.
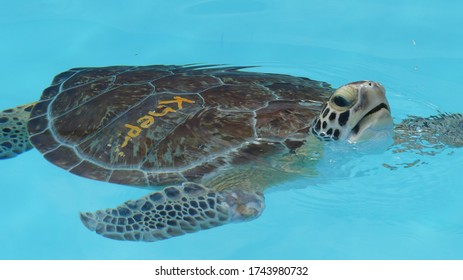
347 83 393 143
348 104 393 142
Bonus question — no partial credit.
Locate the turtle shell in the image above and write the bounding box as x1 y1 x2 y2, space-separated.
27 65 332 187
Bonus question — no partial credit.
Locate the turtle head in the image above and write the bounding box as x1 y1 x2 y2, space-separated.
312 81 393 143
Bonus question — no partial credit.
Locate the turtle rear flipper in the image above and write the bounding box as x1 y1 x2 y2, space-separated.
0 103 35 159
80 182 265 242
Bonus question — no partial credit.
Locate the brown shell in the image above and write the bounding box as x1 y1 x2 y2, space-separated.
27 65 332 187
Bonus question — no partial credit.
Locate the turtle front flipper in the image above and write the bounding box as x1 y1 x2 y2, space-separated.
80 182 265 242
0 103 36 159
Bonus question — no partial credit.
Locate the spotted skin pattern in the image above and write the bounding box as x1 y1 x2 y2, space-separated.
0 103 35 159
80 182 264 241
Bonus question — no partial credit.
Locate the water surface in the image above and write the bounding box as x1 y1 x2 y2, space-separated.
0 0 462 259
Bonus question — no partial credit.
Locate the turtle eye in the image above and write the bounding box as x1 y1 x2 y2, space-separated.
330 85 358 109
332 96 349 107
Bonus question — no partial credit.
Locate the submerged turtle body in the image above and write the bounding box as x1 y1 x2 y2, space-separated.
0 65 395 242
9 64 454 242
27 65 333 188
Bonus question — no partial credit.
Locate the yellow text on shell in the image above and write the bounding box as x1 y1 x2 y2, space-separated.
117 96 195 156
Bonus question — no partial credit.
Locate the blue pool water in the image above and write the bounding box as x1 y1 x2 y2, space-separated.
1 0 462 259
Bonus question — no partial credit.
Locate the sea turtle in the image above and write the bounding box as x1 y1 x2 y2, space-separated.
0 65 462 242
